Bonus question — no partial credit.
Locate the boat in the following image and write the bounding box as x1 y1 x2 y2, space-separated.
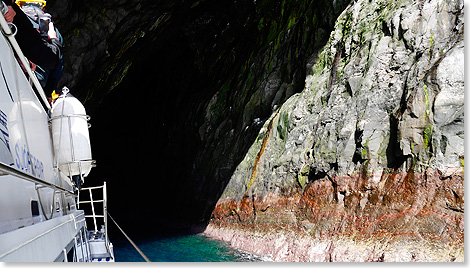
0 2 114 262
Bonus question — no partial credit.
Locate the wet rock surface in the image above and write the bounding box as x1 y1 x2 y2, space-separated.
208 169 464 261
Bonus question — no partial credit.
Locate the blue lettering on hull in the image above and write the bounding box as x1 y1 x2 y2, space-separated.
14 143 44 179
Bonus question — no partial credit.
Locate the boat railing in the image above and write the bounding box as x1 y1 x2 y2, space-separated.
77 182 110 251
0 161 74 195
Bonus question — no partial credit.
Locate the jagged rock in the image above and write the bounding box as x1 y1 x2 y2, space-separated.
209 0 464 261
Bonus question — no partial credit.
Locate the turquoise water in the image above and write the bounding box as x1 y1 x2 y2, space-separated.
113 234 269 262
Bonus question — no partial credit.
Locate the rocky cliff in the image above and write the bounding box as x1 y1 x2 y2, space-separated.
207 0 464 262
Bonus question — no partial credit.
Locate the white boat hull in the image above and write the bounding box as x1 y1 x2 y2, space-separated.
0 5 114 262
0 211 87 262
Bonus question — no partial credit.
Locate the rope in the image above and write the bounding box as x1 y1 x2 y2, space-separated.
107 212 151 262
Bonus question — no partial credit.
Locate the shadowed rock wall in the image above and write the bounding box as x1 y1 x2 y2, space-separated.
44 0 350 234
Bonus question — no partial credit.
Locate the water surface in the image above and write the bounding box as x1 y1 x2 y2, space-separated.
113 233 270 262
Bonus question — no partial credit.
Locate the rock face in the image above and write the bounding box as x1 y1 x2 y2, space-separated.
207 0 464 262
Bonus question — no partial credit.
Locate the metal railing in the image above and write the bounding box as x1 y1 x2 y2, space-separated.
77 182 109 249
0 161 73 195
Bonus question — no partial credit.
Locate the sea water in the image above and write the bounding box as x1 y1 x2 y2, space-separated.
113 233 271 262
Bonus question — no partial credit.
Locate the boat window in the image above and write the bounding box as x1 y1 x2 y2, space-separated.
31 200 40 216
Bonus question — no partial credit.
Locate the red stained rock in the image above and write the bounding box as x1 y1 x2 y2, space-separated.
206 169 464 262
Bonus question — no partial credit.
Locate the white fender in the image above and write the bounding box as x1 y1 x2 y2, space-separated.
50 92 93 178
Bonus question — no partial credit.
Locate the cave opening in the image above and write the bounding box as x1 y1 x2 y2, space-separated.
79 0 261 238
89 26 214 238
